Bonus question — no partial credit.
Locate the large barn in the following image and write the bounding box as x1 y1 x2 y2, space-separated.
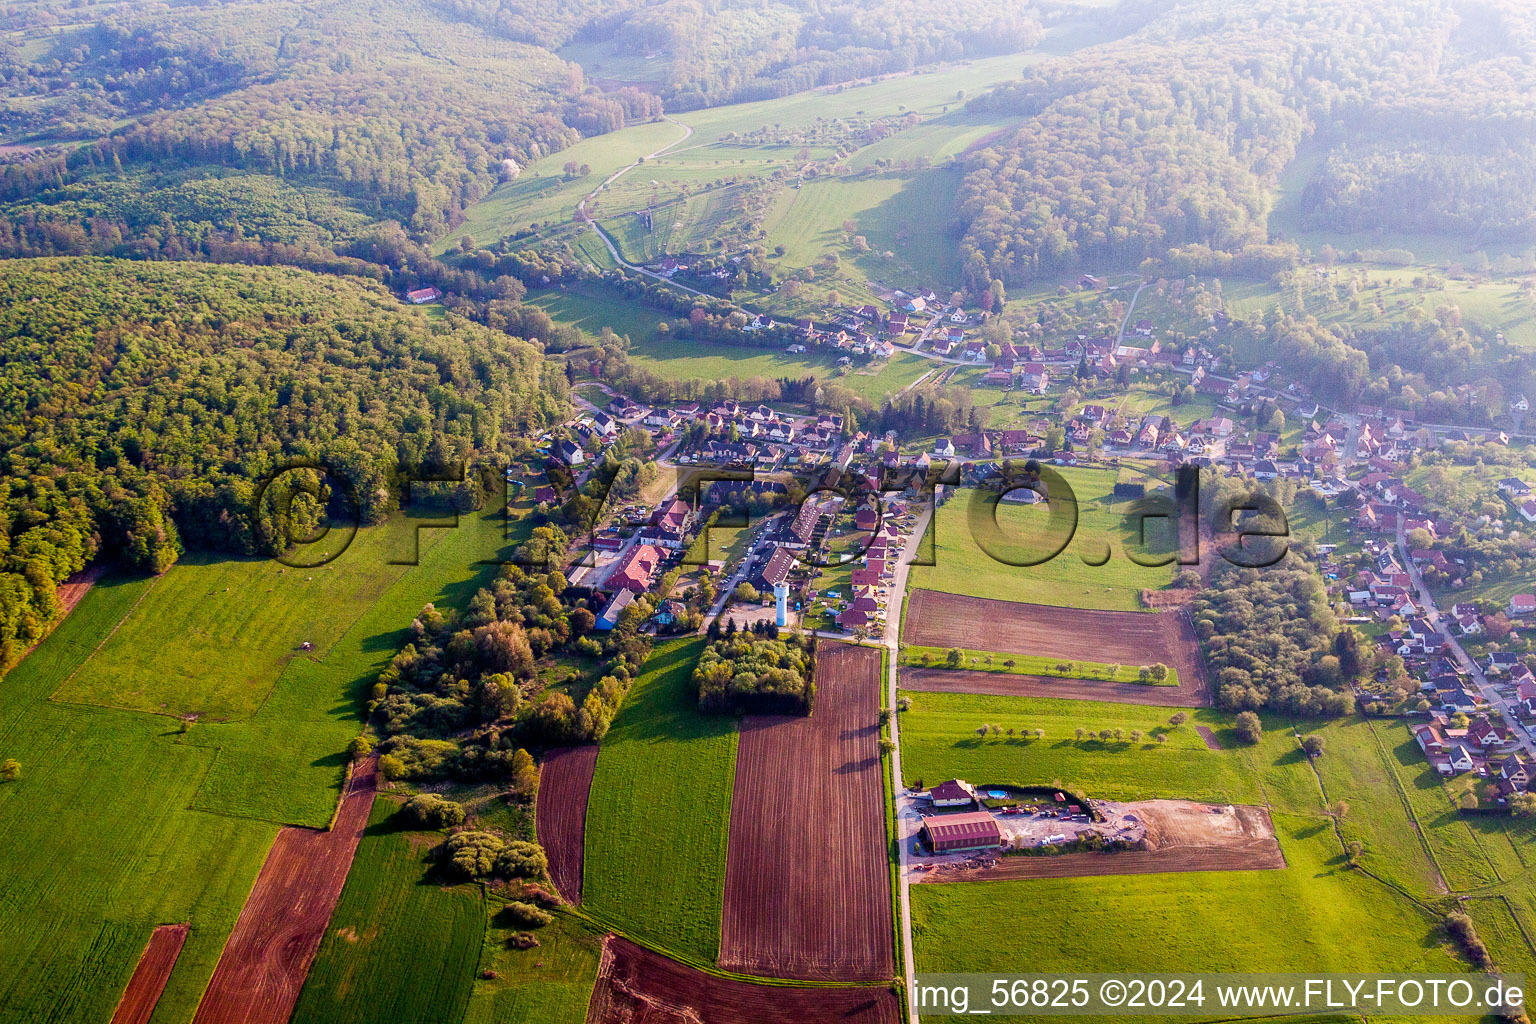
921 811 1003 854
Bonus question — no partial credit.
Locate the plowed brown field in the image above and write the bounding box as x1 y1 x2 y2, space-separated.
536 744 600 905
718 641 893 981
902 591 1211 705
586 935 899 1024
189 758 377 1024
110 923 189 1024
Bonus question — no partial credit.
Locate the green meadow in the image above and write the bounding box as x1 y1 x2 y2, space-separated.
582 636 737 964
291 797 483 1024
907 472 1177 612
911 814 1469 1022
0 507 519 1021
896 692 1315 809
464 908 604 1024
436 119 689 252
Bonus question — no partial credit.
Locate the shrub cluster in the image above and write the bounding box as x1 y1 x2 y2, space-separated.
694 634 814 715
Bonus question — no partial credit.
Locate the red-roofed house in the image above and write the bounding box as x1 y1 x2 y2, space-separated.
921 811 1003 853
609 544 662 594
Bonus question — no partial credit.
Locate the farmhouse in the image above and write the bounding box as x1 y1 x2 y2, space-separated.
405 286 441 304
921 811 1003 853
928 779 979 808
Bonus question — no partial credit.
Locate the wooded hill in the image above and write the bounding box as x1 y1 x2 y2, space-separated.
0 256 568 670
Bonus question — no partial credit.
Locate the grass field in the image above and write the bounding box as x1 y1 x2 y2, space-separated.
906 472 1177 612
582 636 737 963
911 813 1468 1015
50 522 430 722
0 505 522 1021
435 119 688 253
0 574 279 1023
290 796 483 1024
533 282 934 402
896 692 1318 810
900 645 1177 685
464 908 604 1024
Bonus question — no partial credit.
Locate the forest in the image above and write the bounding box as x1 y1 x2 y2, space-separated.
437 0 1044 109
957 0 1536 286
0 257 568 671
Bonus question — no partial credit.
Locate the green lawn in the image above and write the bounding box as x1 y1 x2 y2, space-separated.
464 907 604 1024
907 472 1177 612
896 691 1318 810
911 814 1469 1018
0 506 522 1021
291 796 483 1024
582 636 737 963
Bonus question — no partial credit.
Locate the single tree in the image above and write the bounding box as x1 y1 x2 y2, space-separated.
1233 711 1262 745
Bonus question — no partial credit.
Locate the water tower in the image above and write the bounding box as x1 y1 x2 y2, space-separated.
774 582 789 627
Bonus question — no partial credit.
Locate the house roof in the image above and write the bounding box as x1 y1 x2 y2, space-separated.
921 811 1001 844
929 779 974 802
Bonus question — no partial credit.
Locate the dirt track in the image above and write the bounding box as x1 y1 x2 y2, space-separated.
718 641 893 981
902 591 1211 705
536 745 599 905
919 801 1283 883
901 668 1205 707
110 923 189 1024
190 758 377 1024
586 935 899 1024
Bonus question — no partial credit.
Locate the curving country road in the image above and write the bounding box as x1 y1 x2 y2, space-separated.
576 116 720 297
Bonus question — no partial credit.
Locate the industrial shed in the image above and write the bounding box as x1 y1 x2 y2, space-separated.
921 812 1003 854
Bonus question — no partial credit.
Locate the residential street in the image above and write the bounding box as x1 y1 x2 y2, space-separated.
1396 522 1533 757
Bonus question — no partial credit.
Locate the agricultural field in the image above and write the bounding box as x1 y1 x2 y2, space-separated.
896 691 1316 809
899 644 1179 686
0 508 518 1023
436 119 689 253
719 642 892 981
905 475 1179 612
581 636 738 963
289 795 483 1024
901 592 1210 702
586 935 899 1024
911 814 1471 1010
463 910 604 1024
193 759 379 1024
50 521 433 722
534 745 600 905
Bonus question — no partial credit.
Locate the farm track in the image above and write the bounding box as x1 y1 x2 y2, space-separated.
901 667 1206 707
585 935 899 1024
901 591 1212 706
189 758 377 1024
718 641 893 981
536 745 600 905
109 923 189 1024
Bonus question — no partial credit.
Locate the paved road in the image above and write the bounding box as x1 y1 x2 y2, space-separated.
1115 280 1149 344
879 503 933 1024
1395 521 1530 755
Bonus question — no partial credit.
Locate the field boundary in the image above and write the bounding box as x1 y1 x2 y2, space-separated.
109 923 190 1024
901 591 1212 707
536 744 601 905
585 934 899 1024
189 757 378 1024
718 641 893 981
